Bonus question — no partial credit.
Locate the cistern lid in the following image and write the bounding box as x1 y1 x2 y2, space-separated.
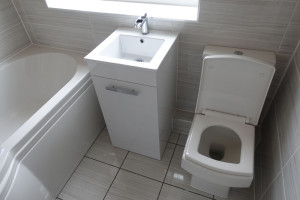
196 46 276 125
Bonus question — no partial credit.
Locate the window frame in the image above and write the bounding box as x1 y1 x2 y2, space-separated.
45 0 199 21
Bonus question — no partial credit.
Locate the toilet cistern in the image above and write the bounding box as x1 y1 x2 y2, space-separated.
135 13 149 34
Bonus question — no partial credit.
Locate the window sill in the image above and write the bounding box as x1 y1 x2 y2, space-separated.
46 0 198 21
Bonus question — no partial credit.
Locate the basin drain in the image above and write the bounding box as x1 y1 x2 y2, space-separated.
135 58 144 62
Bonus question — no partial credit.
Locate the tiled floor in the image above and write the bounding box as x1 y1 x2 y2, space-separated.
57 128 253 200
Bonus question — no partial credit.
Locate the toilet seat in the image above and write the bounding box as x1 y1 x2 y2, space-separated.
184 113 255 177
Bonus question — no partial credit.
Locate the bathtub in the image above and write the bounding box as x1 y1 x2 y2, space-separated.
0 45 105 200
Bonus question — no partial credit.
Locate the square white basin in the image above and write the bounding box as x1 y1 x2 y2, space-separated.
85 28 178 70
85 28 178 86
101 35 164 63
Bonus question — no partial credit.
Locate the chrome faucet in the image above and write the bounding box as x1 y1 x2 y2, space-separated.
134 13 149 35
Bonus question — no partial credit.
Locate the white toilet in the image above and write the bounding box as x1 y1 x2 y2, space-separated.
181 46 276 198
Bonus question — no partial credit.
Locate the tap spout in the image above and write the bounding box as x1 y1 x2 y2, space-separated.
134 13 149 35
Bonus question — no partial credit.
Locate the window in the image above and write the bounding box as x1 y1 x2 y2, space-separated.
45 0 198 21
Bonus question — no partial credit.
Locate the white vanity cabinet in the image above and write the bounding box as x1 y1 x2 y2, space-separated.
85 28 178 159
92 78 161 158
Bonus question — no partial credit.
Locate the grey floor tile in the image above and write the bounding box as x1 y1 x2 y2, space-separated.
168 132 180 144
178 134 188 146
158 184 212 200
59 157 118 200
164 145 213 198
86 128 128 167
214 183 254 200
121 143 175 181
104 170 162 200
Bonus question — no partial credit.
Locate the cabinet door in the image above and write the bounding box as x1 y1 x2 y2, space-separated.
92 76 161 159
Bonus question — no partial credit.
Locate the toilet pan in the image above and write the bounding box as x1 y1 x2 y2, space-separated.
181 45 276 198
182 113 255 188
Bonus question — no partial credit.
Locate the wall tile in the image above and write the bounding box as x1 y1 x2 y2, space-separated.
173 110 194 133
176 81 198 112
283 147 300 200
24 22 95 52
14 0 90 29
197 0 295 50
275 77 300 166
148 18 174 32
260 106 282 192
178 52 203 72
258 40 300 200
279 1 300 54
255 143 263 200
177 69 201 86
279 24 300 54
12 0 300 116
261 174 285 200
0 0 30 63
294 42 300 75
286 59 300 127
0 0 20 32
174 0 296 52
260 53 291 122
0 23 30 62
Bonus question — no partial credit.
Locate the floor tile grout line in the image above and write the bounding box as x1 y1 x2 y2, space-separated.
163 141 214 200
85 142 178 184
162 144 178 183
156 140 178 200
175 132 181 144
162 182 214 199
168 141 177 145
65 131 209 200
102 151 130 200
84 156 120 169
88 125 107 151
120 168 164 183
56 126 106 200
176 143 185 147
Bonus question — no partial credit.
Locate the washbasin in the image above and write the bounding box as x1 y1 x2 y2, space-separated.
101 35 164 63
85 28 178 86
85 28 178 70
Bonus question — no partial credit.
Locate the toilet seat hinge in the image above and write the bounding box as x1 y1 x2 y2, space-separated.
203 109 248 124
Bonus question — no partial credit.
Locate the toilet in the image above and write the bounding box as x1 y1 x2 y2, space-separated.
181 45 276 198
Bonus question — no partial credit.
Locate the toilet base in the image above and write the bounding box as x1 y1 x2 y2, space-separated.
191 175 230 198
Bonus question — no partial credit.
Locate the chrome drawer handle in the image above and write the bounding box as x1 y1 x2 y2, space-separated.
105 86 139 96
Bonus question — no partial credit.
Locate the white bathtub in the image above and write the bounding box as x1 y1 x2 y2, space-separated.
0 45 105 200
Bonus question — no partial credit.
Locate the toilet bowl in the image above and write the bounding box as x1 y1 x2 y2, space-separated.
181 45 276 198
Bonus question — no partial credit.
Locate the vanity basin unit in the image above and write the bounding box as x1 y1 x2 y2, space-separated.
85 28 178 159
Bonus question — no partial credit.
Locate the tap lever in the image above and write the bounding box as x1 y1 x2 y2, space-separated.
142 13 147 18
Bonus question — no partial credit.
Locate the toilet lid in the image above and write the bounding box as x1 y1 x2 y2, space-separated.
196 55 275 125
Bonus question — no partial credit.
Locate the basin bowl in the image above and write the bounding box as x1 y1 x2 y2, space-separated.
85 28 178 70
101 35 164 63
